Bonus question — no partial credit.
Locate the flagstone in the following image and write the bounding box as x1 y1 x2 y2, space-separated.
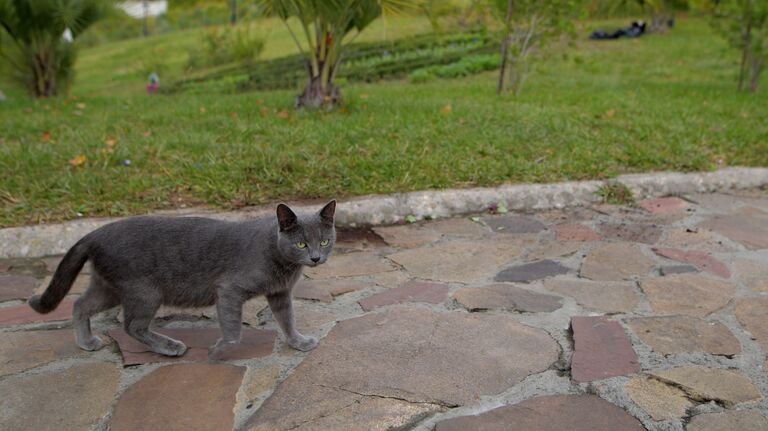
235 363 283 412
599 223 663 244
650 366 761 407
661 228 737 253
660 264 698 275
0 274 38 301
430 217 491 237
687 410 768 431
733 257 768 292
0 362 119 431
0 296 75 325
358 281 449 311
699 214 768 250
434 395 645 431
388 240 523 283
373 224 442 248
453 283 562 312
735 297 768 351
0 329 86 377
483 215 546 234
641 274 735 317
626 316 740 356
581 243 655 281
544 278 639 313
652 247 730 278
110 363 244 431
624 377 694 421
244 308 559 430
525 241 583 260
555 223 602 241
495 260 570 283
304 251 397 279
638 197 688 214
571 316 640 383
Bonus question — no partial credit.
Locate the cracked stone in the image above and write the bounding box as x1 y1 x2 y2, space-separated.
107 327 276 365
555 223 602 241
733 257 768 292
525 241 583 260
0 329 87 377
434 395 645 431
687 410 768 431
110 363 244 431
304 251 397 279
544 278 639 313
494 260 570 283
358 281 449 311
581 243 655 281
367 270 410 288
735 297 768 351
650 366 762 407
245 308 559 430
0 362 119 431
373 224 442 248
641 274 735 317
624 377 694 421
652 247 730 278
293 279 333 302
430 218 491 237
660 265 698 275
626 316 740 356
0 296 75 325
34 274 90 296
483 215 546 234
599 223 663 244
453 283 562 312
699 214 768 250
294 278 368 302
571 316 640 383
0 273 38 301
639 197 688 214
388 240 523 283
661 228 738 253
235 364 283 412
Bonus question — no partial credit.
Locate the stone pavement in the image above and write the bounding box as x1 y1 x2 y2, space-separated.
1 190 768 430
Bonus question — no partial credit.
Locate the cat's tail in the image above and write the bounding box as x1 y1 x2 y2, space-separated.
28 239 90 313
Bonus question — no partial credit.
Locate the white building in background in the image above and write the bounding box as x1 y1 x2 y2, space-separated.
118 1 168 19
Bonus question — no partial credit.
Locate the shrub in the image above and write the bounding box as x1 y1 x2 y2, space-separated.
186 26 265 70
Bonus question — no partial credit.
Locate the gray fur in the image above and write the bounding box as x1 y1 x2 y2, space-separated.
28 201 337 357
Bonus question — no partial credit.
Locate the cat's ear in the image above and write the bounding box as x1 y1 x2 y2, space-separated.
319 200 336 223
276 203 298 231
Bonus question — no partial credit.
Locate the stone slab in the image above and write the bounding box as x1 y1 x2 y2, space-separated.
453 283 562 312
641 274 735 317
304 251 396 279
0 274 38 301
581 243 655 281
0 296 75 325
660 265 698 275
735 297 768 351
733 257 768 292
625 377 693 421
571 316 640 383
110 363 245 431
525 241 583 260
235 364 283 412
599 223 663 244
544 278 639 313
699 214 768 250
0 362 119 431
358 281 450 311
626 316 741 356
294 278 368 302
661 228 737 253
107 327 277 365
293 279 333 302
435 395 645 431
483 215 546 234
555 223 602 241
495 260 570 283
245 308 559 430
430 218 491 237
0 329 87 377
373 224 442 248
638 197 688 214
650 366 762 407
388 240 523 283
652 247 730 278
687 410 768 431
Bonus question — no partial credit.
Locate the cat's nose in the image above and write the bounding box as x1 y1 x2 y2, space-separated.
311 256 320 263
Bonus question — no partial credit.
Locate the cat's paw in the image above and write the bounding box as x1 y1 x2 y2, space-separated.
208 339 239 361
155 340 188 357
77 335 104 351
288 335 318 352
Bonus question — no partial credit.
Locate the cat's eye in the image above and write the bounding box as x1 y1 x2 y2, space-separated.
295 242 307 249
320 239 330 247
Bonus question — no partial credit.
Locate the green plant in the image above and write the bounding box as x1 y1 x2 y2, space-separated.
0 0 108 97
254 0 422 108
186 26 266 70
408 53 499 82
595 183 635 205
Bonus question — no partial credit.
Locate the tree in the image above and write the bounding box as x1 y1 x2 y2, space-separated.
0 0 108 98
256 0 421 108
492 0 580 94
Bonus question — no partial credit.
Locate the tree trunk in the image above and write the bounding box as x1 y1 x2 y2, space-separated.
230 0 237 25
296 61 341 108
750 55 763 93
497 0 514 94
738 19 753 91
30 53 57 98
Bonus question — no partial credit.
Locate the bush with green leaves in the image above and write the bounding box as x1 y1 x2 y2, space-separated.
0 0 108 97
408 53 499 83
186 26 266 70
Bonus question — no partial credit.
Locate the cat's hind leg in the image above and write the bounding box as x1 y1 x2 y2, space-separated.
122 289 187 357
73 274 120 351
267 290 318 352
208 287 247 360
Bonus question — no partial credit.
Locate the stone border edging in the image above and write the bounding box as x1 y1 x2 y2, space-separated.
1 167 767 259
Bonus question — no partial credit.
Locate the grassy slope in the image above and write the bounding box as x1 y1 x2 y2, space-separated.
1 18 766 226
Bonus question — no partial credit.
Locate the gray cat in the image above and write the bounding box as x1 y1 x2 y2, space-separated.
28 201 336 359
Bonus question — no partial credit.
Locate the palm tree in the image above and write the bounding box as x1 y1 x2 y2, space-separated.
0 0 108 97
256 0 421 108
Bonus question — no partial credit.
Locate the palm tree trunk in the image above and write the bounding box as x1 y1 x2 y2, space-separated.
497 0 514 94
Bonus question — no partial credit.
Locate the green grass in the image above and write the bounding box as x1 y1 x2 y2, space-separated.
1 17 767 227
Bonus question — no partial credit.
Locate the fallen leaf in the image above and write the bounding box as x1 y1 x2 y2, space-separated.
76 103 86 109
68 154 86 167
199 106 206 113
143 131 152 137
259 107 269 116
405 215 417 224
73 110 83 116
41 131 51 141
229 112 238 119
105 138 117 148
277 110 289 118
441 104 452 113
605 108 616 118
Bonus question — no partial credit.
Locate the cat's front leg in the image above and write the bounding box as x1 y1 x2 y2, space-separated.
209 287 246 361
266 290 318 352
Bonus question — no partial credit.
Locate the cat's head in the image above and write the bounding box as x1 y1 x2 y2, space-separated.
275 200 336 267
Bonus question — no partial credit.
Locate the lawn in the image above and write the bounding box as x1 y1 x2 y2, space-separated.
1 17 766 227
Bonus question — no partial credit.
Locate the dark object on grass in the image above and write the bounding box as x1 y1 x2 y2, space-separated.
589 21 647 40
